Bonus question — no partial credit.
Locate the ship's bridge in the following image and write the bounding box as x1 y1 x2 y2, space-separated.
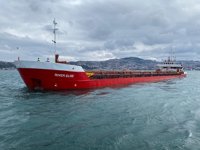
157 59 183 72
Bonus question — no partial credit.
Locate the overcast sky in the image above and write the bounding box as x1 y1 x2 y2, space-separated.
1 0 200 61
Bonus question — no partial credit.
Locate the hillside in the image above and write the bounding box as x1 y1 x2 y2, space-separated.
1 57 200 70
0 61 15 69
69 57 157 70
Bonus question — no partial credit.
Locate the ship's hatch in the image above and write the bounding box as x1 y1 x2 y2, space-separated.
31 78 42 90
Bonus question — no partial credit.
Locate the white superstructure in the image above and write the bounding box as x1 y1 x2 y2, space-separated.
14 60 85 72
157 57 183 72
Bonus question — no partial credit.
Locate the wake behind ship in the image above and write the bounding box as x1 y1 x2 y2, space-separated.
14 20 186 91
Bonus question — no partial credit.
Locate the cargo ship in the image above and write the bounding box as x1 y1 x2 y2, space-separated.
14 20 186 91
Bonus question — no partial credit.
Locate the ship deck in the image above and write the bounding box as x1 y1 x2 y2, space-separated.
86 70 184 79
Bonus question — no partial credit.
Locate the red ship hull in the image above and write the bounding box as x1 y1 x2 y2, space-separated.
17 67 186 91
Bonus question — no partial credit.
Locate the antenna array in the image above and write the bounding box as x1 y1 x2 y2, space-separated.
52 19 58 54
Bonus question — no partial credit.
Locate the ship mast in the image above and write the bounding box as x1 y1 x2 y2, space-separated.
171 47 176 63
52 19 67 64
52 18 58 54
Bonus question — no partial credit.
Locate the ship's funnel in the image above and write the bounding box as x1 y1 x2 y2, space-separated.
55 54 59 63
55 54 67 64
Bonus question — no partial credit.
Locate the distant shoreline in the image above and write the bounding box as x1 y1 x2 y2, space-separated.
0 61 15 70
1 57 200 70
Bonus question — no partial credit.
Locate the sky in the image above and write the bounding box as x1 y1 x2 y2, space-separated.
1 0 200 62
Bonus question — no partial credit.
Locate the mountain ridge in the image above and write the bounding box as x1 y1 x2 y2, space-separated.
0 57 200 70
69 57 157 70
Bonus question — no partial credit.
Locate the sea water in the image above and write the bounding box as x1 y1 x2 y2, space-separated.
0 70 200 150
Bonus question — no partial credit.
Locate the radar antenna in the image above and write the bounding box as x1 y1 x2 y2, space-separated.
52 18 58 54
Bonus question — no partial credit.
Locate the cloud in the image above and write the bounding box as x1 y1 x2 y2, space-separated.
1 0 200 61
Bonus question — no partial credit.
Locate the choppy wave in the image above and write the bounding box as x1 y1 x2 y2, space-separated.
0 70 200 150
